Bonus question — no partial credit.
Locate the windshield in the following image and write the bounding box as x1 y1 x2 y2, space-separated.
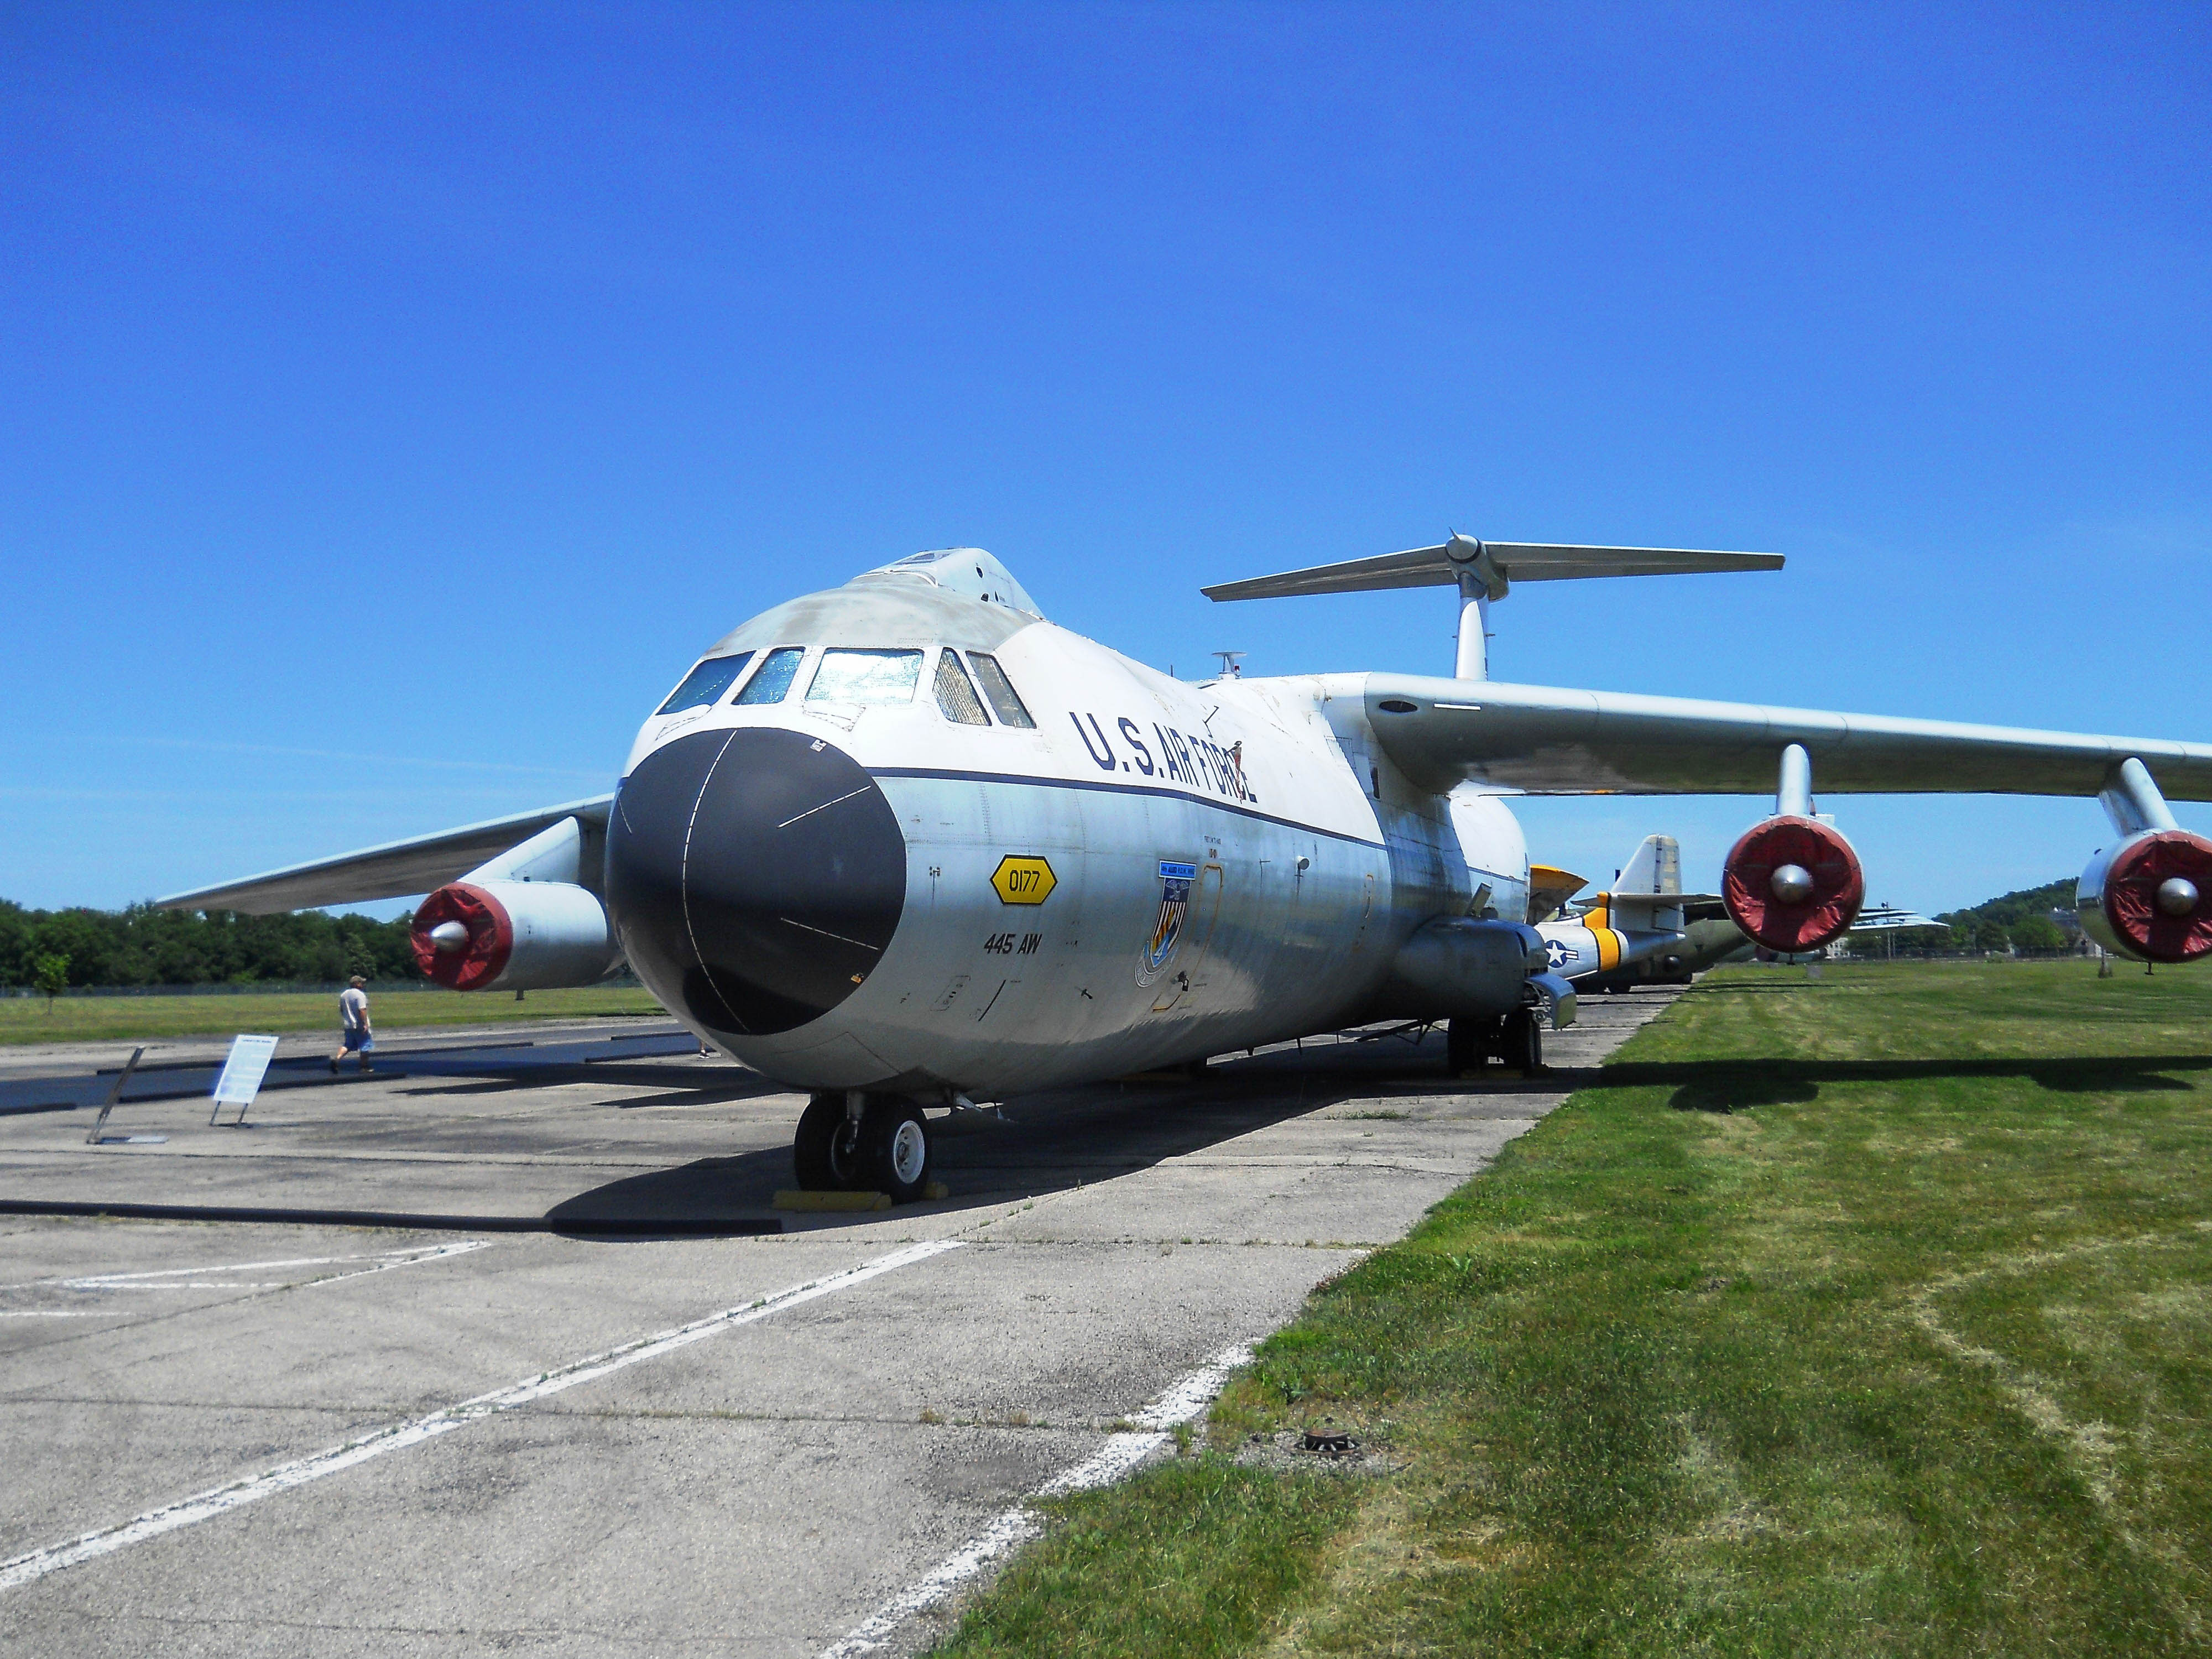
734 646 806 705
656 652 754 715
967 653 1036 728
934 650 990 725
807 648 924 705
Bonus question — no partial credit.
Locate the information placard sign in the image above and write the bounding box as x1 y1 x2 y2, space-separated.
210 1034 280 1116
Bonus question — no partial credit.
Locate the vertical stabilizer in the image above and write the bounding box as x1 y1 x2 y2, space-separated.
1600 835 1685 934
1615 834 1682 899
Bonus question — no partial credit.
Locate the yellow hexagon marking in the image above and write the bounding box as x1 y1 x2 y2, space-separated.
990 855 1057 905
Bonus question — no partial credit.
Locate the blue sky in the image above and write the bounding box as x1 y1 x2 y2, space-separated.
4 2 2208 917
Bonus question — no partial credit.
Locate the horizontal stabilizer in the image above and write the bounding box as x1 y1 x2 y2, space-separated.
1851 904 1946 931
1203 535 1781 603
1527 863 1588 922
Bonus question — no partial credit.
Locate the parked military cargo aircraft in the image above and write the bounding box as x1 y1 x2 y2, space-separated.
162 536 2212 1199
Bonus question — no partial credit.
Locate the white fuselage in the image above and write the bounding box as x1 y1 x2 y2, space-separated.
608 575 1530 1095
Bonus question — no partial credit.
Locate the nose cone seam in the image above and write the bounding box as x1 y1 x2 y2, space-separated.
606 728 907 1037
675 729 744 1032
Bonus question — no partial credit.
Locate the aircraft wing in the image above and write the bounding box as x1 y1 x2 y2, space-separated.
1353 676 2212 798
156 795 614 914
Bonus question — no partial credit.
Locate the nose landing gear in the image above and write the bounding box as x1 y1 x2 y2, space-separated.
793 1091 934 1203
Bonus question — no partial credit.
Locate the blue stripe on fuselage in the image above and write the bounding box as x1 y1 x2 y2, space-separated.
866 765 1384 849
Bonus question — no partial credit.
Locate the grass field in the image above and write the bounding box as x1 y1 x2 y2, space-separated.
934 961 2212 1657
0 984 668 1046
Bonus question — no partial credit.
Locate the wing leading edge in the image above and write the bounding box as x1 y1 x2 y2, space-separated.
1349 675 2212 799
156 795 615 915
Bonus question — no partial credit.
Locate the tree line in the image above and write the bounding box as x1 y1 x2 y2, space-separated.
0 899 421 992
0 874 2091 993
1930 878 2077 954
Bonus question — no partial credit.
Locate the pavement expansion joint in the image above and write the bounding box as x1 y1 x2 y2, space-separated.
0 1394 447 1416
544 1405 1100 1432
42 1611 671 1647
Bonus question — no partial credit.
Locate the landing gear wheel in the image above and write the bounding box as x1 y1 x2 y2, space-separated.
1447 1016 1500 1078
1503 1009 1545 1074
793 1091 869 1190
861 1100 932 1203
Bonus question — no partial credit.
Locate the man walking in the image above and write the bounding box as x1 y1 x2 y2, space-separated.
331 976 373 1074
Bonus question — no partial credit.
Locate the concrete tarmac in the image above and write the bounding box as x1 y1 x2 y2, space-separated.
0 992 1677 1656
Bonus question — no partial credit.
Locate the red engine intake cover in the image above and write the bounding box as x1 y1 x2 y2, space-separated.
1723 815 1865 953
2100 830 2212 963
410 881 515 990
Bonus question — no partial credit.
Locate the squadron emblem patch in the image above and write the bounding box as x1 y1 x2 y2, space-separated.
1138 860 1198 987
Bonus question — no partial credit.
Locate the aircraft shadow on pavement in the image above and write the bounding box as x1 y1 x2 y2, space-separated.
1598 1054 2212 1114
543 1031 1559 1236
394 1061 791 1109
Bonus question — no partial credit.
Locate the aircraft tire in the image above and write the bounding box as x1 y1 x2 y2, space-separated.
1451 1013 1504 1079
1504 1009 1544 1074
793 1091 869 1190
860 1100 932 1203
1446 1017 1492 1077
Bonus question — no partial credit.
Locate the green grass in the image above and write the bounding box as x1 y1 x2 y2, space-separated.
931 961 2212 1657
941 1463 1359 1658
0 984 667 1045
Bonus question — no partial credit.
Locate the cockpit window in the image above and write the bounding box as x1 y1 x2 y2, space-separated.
807 648 924 706
933 649 990 726
656 652 754 716
966 653 1036 728
734 646 806 705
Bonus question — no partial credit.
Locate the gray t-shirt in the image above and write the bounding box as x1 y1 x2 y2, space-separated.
340 988 369 1030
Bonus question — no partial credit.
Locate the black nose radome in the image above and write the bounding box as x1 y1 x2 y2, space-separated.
604 728 907 1036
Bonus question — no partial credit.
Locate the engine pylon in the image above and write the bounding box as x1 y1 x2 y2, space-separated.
2077 758 2212 964
1722 744 1865 954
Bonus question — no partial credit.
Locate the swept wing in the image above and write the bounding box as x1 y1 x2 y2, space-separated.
158 795 614 914
1350 676 2212 798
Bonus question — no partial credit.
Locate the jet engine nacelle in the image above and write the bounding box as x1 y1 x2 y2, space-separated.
1380 917 1547 1019
2076 829 2212 963
410 879 621 992
1722 815 1865 953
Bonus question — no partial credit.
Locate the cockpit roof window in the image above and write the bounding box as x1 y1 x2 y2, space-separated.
734 646 806 705
967 653 1036 728
933 649 990 726
807 648 924 706
656 652 754 716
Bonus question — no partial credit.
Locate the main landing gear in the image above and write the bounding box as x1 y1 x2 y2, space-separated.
1447 1008 1544 1079
793 1091 934 1203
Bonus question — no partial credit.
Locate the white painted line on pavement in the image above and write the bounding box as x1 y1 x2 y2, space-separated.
297 1239 493 1291
8 1241 483 1293
817 1339 1256 1659
0 1311 127 1318
0 1237 964 1597
1 1243 493 1315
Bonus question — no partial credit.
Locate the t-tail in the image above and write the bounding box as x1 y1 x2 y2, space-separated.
1203 534 1781 679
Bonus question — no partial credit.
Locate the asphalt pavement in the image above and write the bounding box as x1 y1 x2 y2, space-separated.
0 991 1677 1657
